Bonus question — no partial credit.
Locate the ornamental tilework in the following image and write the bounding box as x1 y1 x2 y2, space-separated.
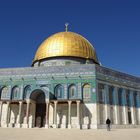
0 30 140 130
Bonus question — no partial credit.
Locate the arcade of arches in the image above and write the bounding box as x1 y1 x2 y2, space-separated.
0 82 140 129
0 89 81 129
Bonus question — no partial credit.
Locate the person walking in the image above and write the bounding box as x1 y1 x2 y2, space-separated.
106 118 111 131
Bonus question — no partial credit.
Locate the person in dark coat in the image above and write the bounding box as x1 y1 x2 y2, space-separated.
106 118 111 131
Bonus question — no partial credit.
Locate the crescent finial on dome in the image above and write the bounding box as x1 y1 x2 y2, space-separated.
65 23 69 32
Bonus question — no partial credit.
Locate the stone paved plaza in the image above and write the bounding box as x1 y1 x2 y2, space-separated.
0 128 139 140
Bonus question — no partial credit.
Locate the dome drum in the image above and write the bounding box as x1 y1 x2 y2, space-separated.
32 56 97 67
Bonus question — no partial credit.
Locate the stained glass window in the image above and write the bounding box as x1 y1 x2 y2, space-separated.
23 85 31 99
1 87 8 98
55 85 63 99
69 84 76 99
12 86 20 100
83 84 91 101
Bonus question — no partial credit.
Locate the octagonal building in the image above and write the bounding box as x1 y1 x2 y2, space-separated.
0 28 140 129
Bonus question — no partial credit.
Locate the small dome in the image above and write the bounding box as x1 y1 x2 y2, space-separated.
33 31 99 64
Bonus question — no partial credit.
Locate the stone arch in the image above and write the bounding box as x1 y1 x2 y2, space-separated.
11 86 20 100
30 89 45 103
28 87 49 101
40 85 49 91
28 87 49 127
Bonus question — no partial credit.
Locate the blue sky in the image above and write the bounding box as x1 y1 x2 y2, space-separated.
0 0 140 76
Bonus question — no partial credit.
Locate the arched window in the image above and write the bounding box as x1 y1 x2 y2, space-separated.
1 86 8 99
69 84 76 99
55 85 63 99
83 84 91 101
23 85 31 100
11 86 20 100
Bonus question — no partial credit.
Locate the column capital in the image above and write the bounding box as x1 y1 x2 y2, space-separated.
68 100 72 104
45 99 50 104
54 100 58 104
19 101 23 105
76 100 80 104
7 101 10 105
46 101 50 104
26 99 31 104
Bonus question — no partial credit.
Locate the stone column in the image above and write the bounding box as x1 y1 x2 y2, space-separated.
6 102 10 127
122 89 128 125
113 87 120 124
76 100 80 128
137 108 140 125
96 102 100 126
137 92 140 124
45 101 50 128
0 101 3 127
104 85 110 121
23 99 30 128
53 101 58 128
68 101 72 129
131 107 136 125
16 101 23 128
130 91 136 125
26 100 30 124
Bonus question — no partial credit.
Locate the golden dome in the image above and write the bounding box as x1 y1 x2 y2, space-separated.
33 31 99 64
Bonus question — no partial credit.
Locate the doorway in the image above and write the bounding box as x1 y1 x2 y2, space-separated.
30 89 46 127
35 103 46 127
128 111 132 124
